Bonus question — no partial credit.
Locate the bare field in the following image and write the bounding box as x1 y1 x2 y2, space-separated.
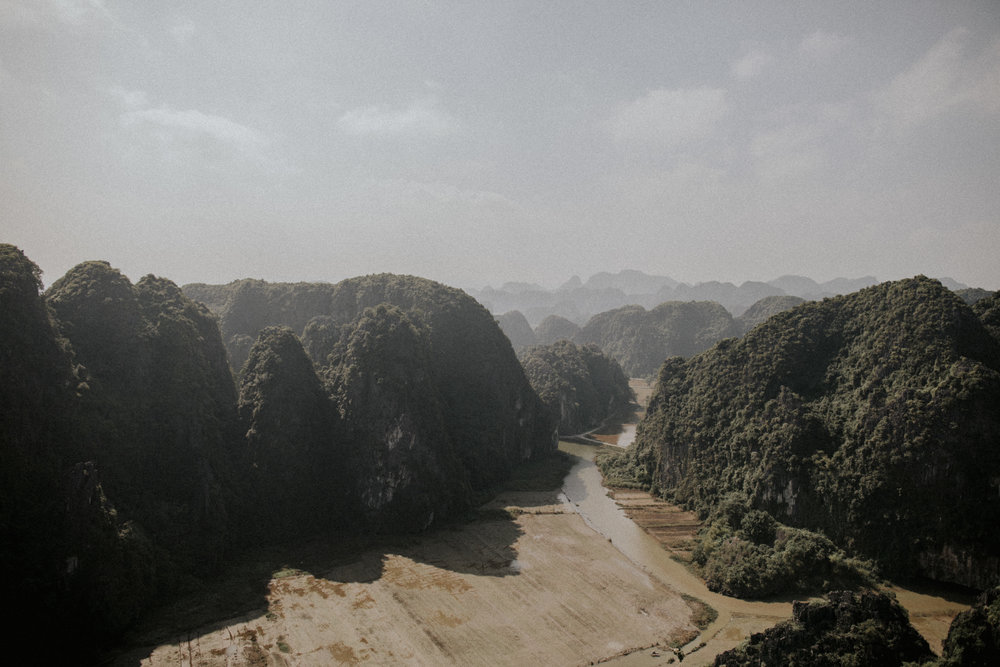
601 485 975 663
118 492 704 666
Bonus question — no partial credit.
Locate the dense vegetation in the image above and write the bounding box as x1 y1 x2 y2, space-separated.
324 304 471 531
534 314 581 345
1 246 555 660
713 591 934 666
190 273 555 489
692 494 876 599
735 294 806 334
236 325 345 540
1 250 241 658
576 300 739 378
715 586 1000 666
601 277 1000 588
938 585 1000 666
518 340 634 435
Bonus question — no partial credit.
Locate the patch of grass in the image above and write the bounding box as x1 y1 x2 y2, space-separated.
276 638 291 653
666 628 699 648
681 593 718 630
272 567 304 579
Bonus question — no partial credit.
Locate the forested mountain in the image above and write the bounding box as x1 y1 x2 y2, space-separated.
1 246 556 659
602 277 1000 588
956 287 997 305
735 295 806 334
714 586 1000 666
324 304 471 531
577 301 739 378
468 270 884 326
518 341 633 435
1 249 241 657
496 310 536 349
534 314 582 345
186 274 554 490
236 326 344 540
498 296 804 379
714 591 935 666
47 264 238 577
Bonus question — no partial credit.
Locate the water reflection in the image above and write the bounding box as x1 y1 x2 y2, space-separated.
558 441 707 594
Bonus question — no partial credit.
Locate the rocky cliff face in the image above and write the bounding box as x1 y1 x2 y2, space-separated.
4 249 556 656
326 304 470 530
714 591 934 666
237 326 344 539
1 247 232 658
576 300 739 378
48 264 238 576
519 340 633 436
187 274 557 494
604 277 1000 587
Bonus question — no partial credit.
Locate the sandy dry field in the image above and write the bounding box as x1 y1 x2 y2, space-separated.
603 487 974 663
113 377 973 666
120 491 704 666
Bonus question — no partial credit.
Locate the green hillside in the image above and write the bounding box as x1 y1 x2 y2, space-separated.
602 277 1000 587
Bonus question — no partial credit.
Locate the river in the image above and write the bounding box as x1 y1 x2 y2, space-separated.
553 381 974 663
557 440 792 664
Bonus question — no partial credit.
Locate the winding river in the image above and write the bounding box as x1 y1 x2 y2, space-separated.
554 381 974 663
557 440 792 664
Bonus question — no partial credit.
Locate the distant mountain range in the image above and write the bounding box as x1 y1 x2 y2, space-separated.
468 271 973 326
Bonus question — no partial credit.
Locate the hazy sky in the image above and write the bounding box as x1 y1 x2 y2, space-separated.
3 1 999 290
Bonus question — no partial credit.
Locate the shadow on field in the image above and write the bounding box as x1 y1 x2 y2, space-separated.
102 451 576 666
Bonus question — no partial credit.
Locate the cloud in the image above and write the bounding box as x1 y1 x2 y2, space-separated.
373 179 514 209
610 87 728 148
0 0 118 28
749 99 861 182
732 48 773 81
751 122 828 181
107 86 148 110
122 105 267 151
605 161 727 215
169 19 197 46
874 28 1000 135
49 0 113 25
337 98 457 137
799 30 852 58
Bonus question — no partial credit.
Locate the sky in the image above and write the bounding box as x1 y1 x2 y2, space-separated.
2 1 999 291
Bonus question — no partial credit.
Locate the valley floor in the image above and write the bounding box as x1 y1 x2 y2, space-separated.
111 376 974 666
114 489 703 666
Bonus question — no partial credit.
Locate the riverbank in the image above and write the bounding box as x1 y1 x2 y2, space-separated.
110 376 973 665
111 451 706 666
561 377 975 662
559 441 793 665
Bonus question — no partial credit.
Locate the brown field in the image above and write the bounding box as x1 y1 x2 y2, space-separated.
112 488 707 666
109 376 973 665
601 485 975 662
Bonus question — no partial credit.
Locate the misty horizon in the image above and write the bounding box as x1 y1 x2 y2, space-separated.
3 2 999 291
